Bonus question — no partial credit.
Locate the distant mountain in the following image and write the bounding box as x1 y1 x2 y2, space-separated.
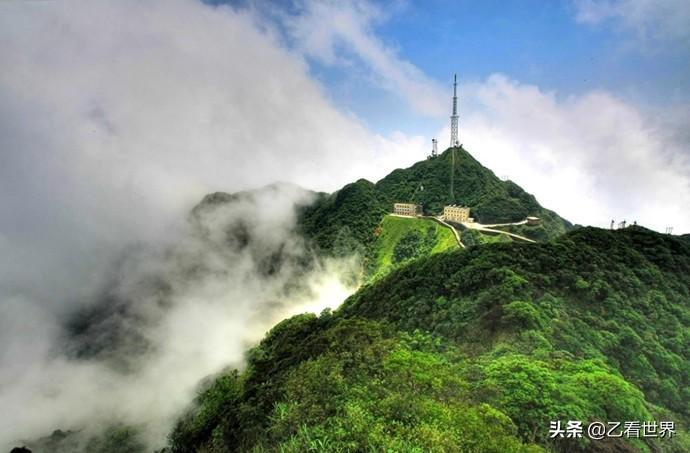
15 427 144 453
168 226 690 452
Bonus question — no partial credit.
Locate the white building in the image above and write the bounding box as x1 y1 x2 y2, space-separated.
393 203 423 217
443 205 472 223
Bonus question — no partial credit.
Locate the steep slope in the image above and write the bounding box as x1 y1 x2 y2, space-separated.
167 226 690 452
343 226 690 417
296 179 385 257
368 215 459 280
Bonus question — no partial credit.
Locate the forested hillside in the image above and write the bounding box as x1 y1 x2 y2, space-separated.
168 226 690 452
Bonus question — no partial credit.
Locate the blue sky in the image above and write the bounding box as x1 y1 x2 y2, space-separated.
2 0 689 237
376 0 689 97
100 0 690 232
206 0 689 234
280 0 690 135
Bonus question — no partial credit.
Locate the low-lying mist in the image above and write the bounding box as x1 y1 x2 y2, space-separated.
0 2 425 449
0 183 360 451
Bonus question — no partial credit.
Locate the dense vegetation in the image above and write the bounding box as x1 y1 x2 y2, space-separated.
374 148 554 224
168 226 690 452
297 179 386 258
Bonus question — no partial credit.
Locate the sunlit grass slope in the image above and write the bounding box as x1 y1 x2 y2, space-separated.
368 215 458 280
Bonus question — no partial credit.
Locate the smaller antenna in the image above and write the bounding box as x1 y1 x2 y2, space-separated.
431 138 438 157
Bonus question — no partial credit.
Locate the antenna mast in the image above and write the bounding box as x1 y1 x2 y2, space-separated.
450 74 459 148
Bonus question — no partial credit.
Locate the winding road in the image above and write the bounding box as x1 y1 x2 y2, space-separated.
389 213 536 246
459 221 536 243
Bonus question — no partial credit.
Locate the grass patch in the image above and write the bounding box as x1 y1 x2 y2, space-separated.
369 215 458 280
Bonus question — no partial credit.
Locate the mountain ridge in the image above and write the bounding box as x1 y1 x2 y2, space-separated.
189 146 572 281
14 153 690 453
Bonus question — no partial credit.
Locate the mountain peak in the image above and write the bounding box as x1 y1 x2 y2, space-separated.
376 145 554 223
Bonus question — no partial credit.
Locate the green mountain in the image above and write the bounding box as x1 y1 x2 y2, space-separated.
168 226 690 452
22 149 686 453
375 147 560 224
188 146 570 282
297 146 571 278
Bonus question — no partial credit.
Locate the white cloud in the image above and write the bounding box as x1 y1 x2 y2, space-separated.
0 0 428 449
273 0 690 233
574 0 690 48
0 183 361 449
0 0 428 305
282 0 447 116
458 74 690 232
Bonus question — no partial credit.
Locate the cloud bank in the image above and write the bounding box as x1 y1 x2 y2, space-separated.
457 75 690 232
2 183 359 449
0 0 424 449
574 0 690 48
273 1 690 232
280 0 447 116
0 0 427 307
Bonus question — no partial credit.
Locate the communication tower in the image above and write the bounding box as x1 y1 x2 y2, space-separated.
450 74 459 148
